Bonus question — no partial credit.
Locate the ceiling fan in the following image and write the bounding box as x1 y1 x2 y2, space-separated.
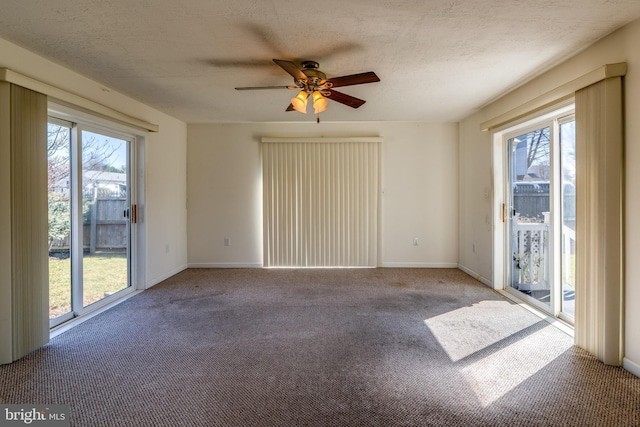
235 59 380 117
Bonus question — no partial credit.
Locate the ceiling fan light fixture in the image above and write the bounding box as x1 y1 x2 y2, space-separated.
312 91 328 114
236 59 379 117
291 91 309 114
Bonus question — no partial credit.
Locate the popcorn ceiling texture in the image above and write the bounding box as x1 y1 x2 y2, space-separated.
1 1 640 122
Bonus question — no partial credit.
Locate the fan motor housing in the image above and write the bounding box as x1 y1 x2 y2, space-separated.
299 60 326 83
302 69 326 81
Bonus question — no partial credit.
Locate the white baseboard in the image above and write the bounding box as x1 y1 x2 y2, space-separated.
623 357 640 378
188 263 263 269
380 262 459 268
145 264 188 288
458 264 493 287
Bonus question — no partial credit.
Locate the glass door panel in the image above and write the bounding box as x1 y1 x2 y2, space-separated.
81 129 130 308
48 122 73 323
560 120 576 319
508 126 552 308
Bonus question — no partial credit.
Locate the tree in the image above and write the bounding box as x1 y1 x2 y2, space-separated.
47 124 124 193
526 127 550 171
48 193 70 251
48 124 70 193
47 124 124 251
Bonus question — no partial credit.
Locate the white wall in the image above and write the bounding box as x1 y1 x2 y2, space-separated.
144 123 189 285
187 122 459 268
0 37 189 289
458 111 493 284
458 18 640 374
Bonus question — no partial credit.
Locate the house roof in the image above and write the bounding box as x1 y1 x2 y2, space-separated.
1 0 639 123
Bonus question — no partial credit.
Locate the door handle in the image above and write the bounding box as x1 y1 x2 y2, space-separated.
123 206 137 223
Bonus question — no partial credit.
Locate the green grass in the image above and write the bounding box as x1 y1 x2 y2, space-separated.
49 253 128 319
49 255 72 318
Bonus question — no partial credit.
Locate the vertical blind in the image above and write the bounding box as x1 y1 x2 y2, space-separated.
575 77 624 365
262 138 381 267
5 84 49 363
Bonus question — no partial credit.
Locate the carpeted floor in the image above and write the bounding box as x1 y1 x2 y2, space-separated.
1 268 639 426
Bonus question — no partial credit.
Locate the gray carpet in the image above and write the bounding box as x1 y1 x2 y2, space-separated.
1 268 639 426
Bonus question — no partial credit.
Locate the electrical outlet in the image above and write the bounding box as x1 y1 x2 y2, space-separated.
224 237 231 246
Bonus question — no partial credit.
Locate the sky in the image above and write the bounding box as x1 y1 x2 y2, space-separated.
82 130 128 171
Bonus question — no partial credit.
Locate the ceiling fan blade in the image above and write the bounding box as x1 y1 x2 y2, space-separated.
235 85 297 90
325 72 380 88
273 59 307 81
325 90 366 108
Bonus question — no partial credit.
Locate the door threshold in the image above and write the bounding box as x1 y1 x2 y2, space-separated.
50 289 143 339
497 289 574 338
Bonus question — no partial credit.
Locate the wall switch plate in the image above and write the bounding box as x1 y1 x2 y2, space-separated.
224 237 231 246
413 238 419 246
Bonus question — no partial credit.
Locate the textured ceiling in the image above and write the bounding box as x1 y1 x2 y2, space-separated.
1 0 640 123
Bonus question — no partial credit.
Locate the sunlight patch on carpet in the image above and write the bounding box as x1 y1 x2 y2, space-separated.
460 328 572 406
423 300 541 362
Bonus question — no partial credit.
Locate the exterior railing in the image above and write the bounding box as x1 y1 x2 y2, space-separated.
512 213 576 292
512 215 549 291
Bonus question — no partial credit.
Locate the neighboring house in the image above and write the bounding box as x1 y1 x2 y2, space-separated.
83 170 127 197
50 171 126 196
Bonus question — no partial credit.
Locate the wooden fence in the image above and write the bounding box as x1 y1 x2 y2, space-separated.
84 196 128 253
513 182 575 227
50 194 128 253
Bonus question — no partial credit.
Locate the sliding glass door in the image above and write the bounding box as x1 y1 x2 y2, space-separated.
48 120 134 327
559 118 576 319
505 111 575 322
48 120 73 322
507 126 552 308
80 129 131 308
